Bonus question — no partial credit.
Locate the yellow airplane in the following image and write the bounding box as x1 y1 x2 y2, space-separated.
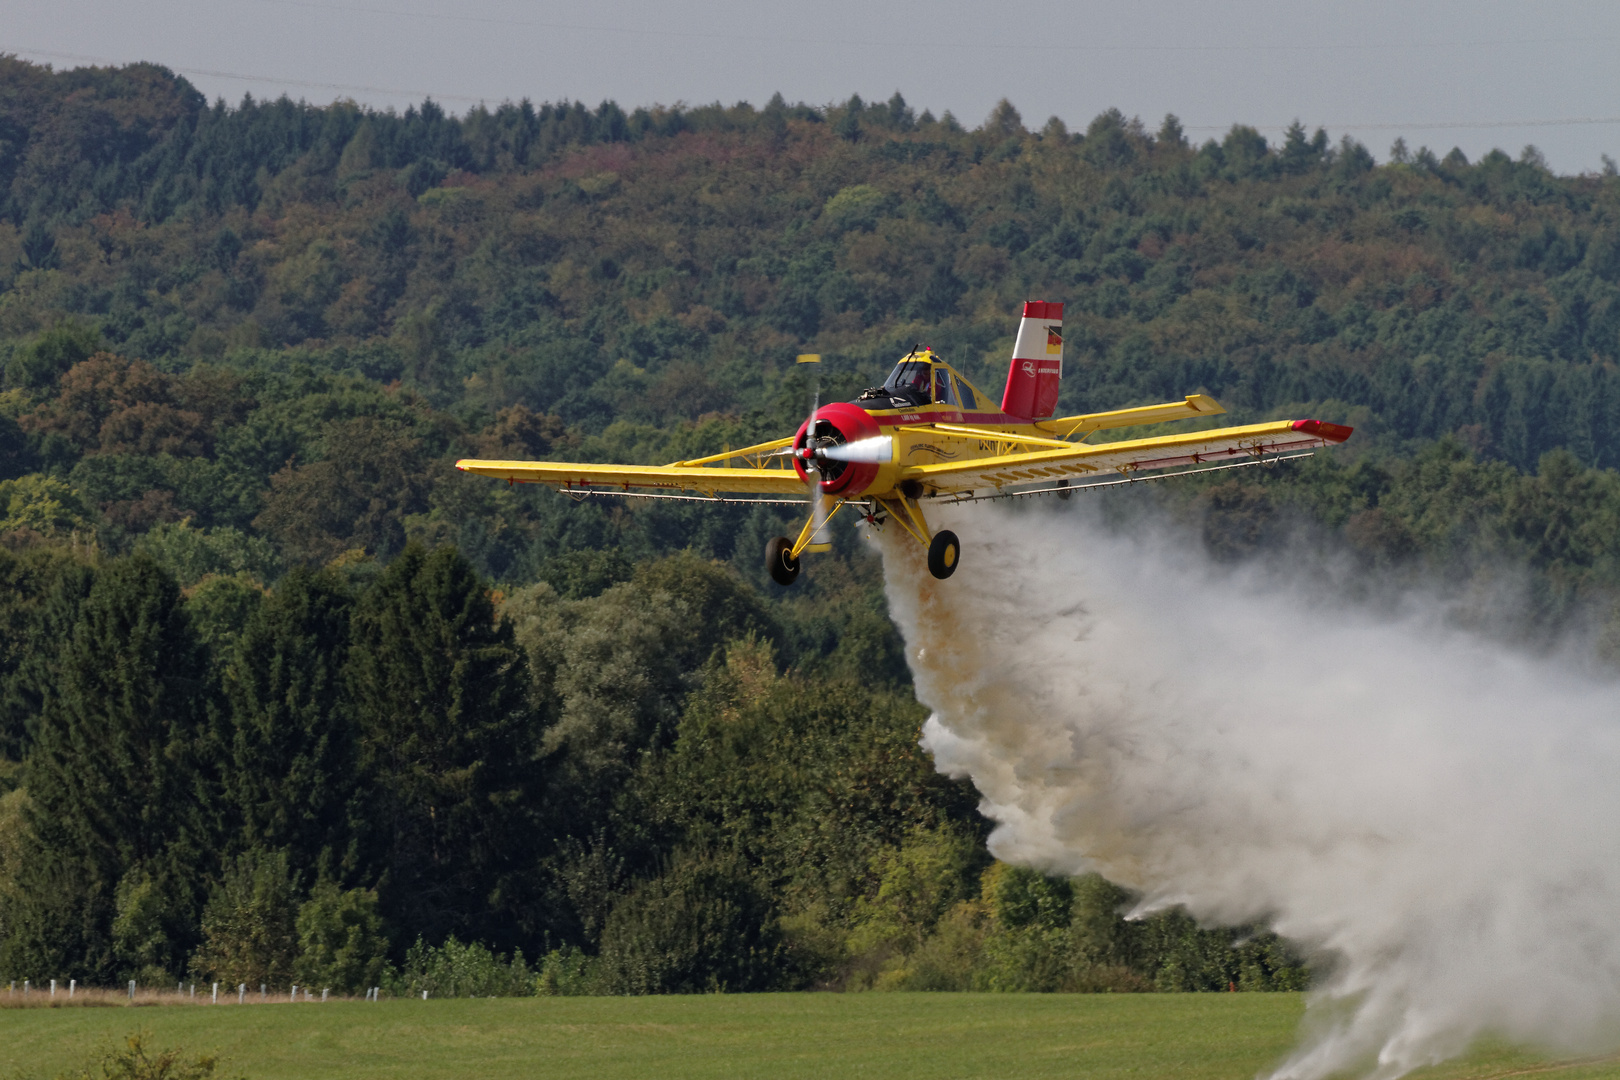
457 302 1353 585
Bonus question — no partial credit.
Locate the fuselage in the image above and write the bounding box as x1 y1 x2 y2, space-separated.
793 350 1066 500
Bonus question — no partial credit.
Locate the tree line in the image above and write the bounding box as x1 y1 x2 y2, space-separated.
0 541 1305 994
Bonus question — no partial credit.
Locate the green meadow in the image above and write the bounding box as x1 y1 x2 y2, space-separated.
2 993 1616 1080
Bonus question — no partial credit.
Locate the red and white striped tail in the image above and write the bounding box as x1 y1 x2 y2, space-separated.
1000 301 1064 419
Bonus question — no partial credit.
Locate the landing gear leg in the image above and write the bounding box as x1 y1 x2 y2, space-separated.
873 495 962 580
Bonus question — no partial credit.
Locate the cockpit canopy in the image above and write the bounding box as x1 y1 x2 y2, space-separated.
882 360 931 404
859 354 988 411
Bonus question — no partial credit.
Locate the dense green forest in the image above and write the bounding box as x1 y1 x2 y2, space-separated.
1 55 1618 995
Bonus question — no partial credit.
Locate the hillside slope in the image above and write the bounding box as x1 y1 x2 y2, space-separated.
1 58 1619 994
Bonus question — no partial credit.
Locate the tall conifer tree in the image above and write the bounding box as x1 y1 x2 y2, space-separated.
0 549 94 761
223 567 359 881
5 555 207 981
345 544 535 947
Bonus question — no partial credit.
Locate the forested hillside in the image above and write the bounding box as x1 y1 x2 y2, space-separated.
0 55 1617 995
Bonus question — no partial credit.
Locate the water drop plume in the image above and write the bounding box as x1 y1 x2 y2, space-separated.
877 504 1620 1079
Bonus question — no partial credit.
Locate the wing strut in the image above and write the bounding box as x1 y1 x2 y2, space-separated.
869 494 933 546
789 494 850 559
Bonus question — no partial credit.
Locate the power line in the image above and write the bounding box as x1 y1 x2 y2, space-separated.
1187 118 1620 134
8 46 485 103
10 45 1620 139
247 0 1619 54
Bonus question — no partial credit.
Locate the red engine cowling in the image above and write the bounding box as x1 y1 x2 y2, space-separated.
793 402 883 496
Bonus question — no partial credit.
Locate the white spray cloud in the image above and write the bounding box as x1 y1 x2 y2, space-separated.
875 503 1620 1080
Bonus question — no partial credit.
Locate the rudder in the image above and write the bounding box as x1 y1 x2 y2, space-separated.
1000 301 1064 419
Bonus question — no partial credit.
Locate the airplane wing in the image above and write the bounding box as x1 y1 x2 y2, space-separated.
904 419 1352 493
457 420 1351 498
455 436 807 497
1038 393 1227 437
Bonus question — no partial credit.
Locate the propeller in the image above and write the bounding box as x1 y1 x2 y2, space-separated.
795 354 831 552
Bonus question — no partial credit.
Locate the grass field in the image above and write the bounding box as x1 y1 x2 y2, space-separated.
2 993 1618 1080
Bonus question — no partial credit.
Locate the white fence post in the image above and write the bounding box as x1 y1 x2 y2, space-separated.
212 982 218 1004
422 989 428 1000
290 984 297 1002
69 979 75 998
50 979 55 997
238 983 245 1004
321 988 328 1002
128 980 135 1000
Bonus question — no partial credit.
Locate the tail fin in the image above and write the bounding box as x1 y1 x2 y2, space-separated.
1000 301 1064 419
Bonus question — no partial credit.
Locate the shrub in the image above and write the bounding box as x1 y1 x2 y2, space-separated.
192 850 297 989
112 870 179 986
845 825 983 968
51 1030 240 1080
292 880 389 995
534 946 596 996
594 850 783 994
877 902 986 990
389 936 534 998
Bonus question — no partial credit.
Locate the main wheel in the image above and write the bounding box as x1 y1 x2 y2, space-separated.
927 530 960 579
766 536 800 586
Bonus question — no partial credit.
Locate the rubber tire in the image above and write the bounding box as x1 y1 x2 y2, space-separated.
766 536 801 586
927 530 961 580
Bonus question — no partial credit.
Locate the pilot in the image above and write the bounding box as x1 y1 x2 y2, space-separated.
888 361 931 402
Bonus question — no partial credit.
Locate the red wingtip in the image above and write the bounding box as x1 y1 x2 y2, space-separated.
1291 419 1355 443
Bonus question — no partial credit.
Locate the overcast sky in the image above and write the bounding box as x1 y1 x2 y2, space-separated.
6 0 1620 174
